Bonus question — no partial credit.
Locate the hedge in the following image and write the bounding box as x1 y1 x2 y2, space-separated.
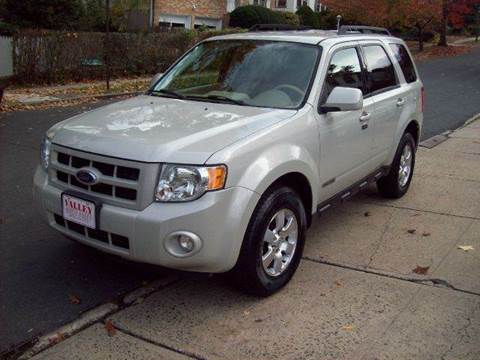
11 29 241 84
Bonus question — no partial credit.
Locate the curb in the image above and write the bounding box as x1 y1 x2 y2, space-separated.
18 303 118 360
17 275 179 360
420 112 480 149
463 112 480 127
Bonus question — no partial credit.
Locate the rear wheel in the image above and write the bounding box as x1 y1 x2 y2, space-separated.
232 186 307 296
377 132 416 198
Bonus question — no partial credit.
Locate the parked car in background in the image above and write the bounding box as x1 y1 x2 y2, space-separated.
34 25 423 296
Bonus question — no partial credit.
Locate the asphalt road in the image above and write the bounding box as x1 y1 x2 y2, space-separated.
1 46 480 354
417 45 480 140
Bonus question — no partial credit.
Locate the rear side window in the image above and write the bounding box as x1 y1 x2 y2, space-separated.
322 47 363 102
389 44 417 83
362 45 397 94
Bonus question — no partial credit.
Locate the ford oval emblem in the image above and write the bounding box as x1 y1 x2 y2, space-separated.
76 168 99 185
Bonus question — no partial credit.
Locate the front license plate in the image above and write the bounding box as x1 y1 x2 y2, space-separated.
62 194 96 229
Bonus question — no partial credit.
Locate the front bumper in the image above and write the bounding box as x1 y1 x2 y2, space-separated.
33 167 260 273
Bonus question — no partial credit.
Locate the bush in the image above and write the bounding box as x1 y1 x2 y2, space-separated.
296 5 320 29
316 10 337 30
275 11 300 26
0 20 18 36
229 5 286 29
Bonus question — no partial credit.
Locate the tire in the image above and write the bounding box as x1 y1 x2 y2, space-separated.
377 132 416 199
232 186 307 296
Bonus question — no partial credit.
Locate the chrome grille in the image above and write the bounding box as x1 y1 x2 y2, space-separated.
49 145 160 211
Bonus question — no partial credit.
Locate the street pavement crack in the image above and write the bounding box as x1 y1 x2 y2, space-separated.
363 202 480 220
366 211 395 267
113 325 208 360
303 256 480 297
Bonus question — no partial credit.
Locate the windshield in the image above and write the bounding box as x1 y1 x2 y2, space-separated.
151 40 320 109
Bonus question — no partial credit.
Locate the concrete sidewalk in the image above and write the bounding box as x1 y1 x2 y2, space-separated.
25 120 480 360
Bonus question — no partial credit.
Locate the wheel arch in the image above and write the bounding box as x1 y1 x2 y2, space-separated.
264 172 314 228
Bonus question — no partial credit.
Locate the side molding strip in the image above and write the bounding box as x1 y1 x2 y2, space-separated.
316 166 390 214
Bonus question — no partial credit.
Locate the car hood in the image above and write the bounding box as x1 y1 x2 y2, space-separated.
51 95 297 163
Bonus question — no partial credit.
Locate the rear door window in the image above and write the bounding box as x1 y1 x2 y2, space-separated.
389 43 417 83
322 47 363 102
362 45 397 95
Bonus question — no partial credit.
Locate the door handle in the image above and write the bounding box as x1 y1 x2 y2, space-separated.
359 112 371 123
396 98 406 107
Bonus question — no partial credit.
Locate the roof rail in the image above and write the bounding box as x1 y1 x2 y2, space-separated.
338 25 391 36
249 24 312 32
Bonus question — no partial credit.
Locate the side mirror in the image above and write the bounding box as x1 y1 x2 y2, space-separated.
320 87 363 113
150 73 163 88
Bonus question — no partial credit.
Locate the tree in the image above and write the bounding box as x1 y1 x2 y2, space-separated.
3 0 83 30
403 0 442 51
438 0 480 46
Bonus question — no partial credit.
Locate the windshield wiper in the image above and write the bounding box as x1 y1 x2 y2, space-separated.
150 89 186 99
203 95 246 106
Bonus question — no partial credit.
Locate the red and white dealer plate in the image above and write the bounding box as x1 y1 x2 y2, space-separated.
62 194 96 229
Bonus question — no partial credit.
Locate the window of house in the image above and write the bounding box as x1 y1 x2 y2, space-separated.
159 14 190 30
276 0 287 8
389 44 417 83
194 17 222 30
322 47 363 102
362 45 397 94
296 0 307 8
253 0 267 6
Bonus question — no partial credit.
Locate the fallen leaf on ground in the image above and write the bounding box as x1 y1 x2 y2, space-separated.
407 229 416 234
334 281 342 287
457 245 474 252
422 232 431 237
68 293 81 305
48 333 65 345
412 265 430 275
243 310 250 316
341 324 355 331
105 320 117 337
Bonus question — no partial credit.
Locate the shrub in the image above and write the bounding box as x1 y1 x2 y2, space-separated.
11 29 241 85
275 11 300 26
229 5 286 29
0 20 17 36
296 5 320 29
316 9 337 30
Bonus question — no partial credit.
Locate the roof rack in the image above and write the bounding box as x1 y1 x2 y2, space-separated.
338 25 391 36
248 24 312 32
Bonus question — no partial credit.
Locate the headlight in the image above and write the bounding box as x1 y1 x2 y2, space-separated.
40 136 52 171
155 164 227 202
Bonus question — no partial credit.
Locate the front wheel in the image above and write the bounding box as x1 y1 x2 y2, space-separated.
377 132 416 198
232 186 307 296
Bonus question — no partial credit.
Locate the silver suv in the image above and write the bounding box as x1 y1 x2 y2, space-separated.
34 26 423 296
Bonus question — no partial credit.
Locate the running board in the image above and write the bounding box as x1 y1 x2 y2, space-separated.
316 166 389 214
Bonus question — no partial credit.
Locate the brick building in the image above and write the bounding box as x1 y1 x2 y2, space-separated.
150 0 324 30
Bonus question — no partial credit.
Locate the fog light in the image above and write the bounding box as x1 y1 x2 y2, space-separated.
164 231 202 258
178 235 194 252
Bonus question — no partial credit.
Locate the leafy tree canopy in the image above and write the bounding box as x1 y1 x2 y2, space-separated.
3 0 83 30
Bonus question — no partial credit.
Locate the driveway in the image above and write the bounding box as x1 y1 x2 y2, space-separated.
1 46 480 354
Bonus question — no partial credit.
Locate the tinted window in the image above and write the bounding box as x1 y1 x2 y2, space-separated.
389 44 417 83
363 45 397 94
323 47 363 101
